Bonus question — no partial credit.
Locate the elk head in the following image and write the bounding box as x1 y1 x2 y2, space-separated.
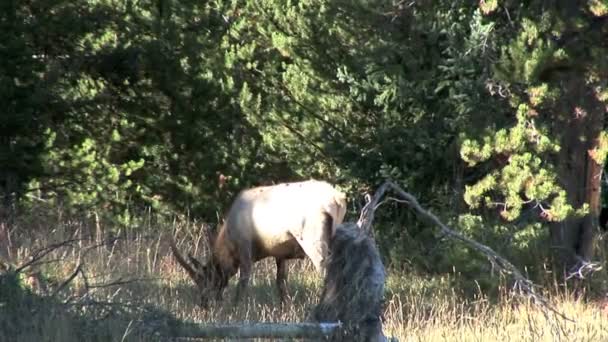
167 229 228 308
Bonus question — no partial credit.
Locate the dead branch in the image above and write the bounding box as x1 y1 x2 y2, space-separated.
52 263 82 296
14 239 79 273
11 235 122 274
87 277 162 289
357 180 573 322
566 256 603 280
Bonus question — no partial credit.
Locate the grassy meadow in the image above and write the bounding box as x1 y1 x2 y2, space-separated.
1 212 607 341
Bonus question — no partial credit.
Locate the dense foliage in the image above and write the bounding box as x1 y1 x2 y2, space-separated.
2 0 607 282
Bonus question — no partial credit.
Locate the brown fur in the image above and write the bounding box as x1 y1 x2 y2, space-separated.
170 180 347 307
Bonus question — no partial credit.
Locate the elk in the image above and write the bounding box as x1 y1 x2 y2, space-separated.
169 180 347 307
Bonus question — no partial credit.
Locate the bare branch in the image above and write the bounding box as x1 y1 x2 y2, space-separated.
357 181 392 235
357 180 574 322
565 257 603 280
15 239 79 273
52 263 82 296
88 277 162 289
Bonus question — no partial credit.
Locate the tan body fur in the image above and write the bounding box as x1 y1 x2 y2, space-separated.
170 180 347 306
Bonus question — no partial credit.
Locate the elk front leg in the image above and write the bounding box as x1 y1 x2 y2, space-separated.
275 258 288 303
234 247 252 304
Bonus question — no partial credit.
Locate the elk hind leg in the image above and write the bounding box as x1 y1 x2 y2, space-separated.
275 258 288 303
234 247 252 304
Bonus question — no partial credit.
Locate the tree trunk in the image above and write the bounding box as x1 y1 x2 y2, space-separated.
549 71 605 275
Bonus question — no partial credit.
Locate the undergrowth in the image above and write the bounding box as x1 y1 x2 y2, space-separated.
1 210 607 341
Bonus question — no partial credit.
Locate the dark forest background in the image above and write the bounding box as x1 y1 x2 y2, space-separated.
2 0 608 291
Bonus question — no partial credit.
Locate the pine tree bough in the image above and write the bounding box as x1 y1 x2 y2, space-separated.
358 180 574 323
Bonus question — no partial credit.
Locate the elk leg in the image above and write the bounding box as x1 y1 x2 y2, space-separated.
275 258 288 303
234 247 252 304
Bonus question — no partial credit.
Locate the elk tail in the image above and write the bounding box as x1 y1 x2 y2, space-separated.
167 235 200 283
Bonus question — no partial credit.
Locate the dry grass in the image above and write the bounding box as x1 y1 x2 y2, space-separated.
1 213 607 341
383 283 608 342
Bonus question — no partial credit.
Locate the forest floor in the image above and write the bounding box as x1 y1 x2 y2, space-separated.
1 215 607 341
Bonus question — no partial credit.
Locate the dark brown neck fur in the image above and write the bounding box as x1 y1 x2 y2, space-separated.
210 224 239 279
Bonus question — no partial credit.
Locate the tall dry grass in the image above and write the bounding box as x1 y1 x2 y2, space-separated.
1 211 607 341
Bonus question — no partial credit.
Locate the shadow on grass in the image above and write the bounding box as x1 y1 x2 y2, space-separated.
0 214 328 340
143 268 323 323
0 263 324 340
0 270 193 342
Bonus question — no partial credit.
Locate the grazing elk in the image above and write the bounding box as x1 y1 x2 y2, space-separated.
169 180 347 307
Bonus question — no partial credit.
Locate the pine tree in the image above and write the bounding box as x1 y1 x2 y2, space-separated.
462 1 608 272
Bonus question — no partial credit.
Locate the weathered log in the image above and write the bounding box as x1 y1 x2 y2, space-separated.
312 223 389 341
169 321 341 339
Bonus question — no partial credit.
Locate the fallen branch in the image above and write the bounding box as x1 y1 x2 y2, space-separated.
87 277 161 289
52 263 82 297
11 236 122 274
357 180 573 323
167 322 342 339
15 239 79 273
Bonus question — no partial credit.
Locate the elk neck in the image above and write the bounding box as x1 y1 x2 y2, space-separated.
209 224 239 278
